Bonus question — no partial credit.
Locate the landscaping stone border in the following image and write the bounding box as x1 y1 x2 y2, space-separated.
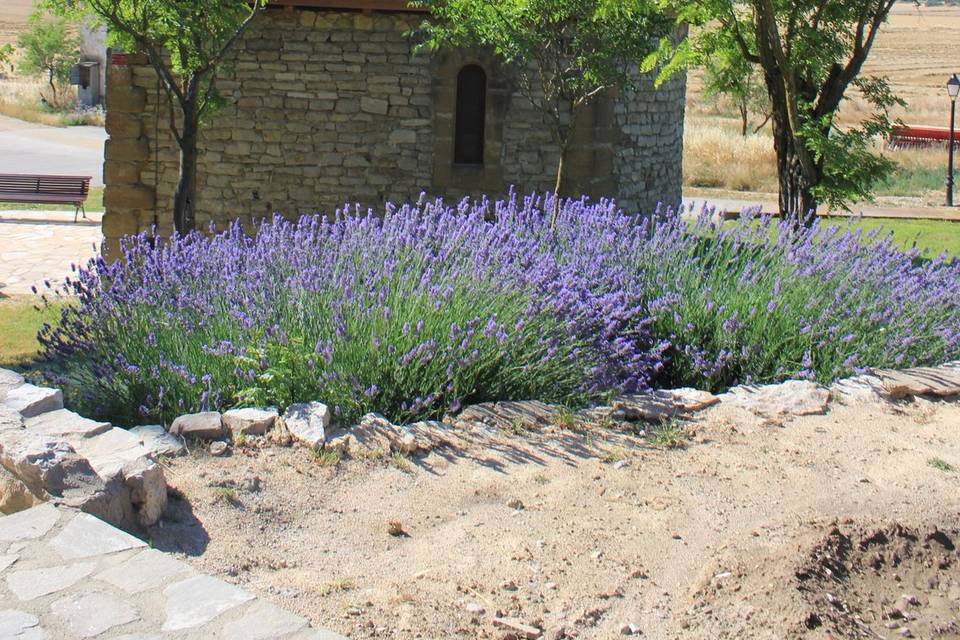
0 370 167 531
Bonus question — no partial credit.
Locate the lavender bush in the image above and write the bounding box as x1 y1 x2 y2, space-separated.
39 193 960 426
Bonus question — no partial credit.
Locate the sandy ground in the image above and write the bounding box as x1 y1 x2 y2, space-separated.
152 396 960 639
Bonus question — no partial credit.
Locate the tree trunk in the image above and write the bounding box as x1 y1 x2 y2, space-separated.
765 72 818 228
739 100 749 138
172 110 199 235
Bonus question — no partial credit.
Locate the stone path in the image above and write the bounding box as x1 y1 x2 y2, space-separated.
0 211 101 297
0 503 345 639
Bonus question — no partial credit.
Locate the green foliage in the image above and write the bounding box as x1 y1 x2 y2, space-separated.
0 44 15 75
17 11 79 107
927 457 955 473
651 0 906 216
699 29 769 137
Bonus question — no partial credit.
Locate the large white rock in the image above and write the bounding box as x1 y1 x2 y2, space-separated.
720 380 831 417
282 402 330 448
873 364 960 399
222 407 278 437
1 384 63 418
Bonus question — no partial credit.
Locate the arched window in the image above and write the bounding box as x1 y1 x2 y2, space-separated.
454 65 486 166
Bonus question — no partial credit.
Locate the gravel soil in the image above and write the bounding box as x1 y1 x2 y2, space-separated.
149 397 960 639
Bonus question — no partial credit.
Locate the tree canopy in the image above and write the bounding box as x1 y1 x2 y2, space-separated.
17 11 80 107
45 0 266 234
649 0 905 220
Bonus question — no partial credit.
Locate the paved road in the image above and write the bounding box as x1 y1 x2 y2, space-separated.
0 115 106 186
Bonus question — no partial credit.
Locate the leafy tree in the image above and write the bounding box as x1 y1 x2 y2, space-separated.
17 11 80 108
700 29 769 137
415 0 671 222
46 0 266 235
0 44 15 76
650 0 905 223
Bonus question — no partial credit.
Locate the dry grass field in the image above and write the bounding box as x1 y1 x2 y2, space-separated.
686 3 959 205
0 0 33 47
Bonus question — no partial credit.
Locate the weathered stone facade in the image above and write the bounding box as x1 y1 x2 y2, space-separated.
102 6 686 257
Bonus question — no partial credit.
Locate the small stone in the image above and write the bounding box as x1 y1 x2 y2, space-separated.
501 579 518 591
169 412 224 440
210 441 229 457
899 629 913 638
50 591 140 638
283 402 330 448
491 617 541 639
613 460 629 470
900 594 919 606
130 424 187 457
465 602 485 614
507 498 525 511
223 408 278 436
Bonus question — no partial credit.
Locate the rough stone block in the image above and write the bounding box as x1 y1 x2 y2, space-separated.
360 96 389 115
0 369 24 399
104 184 156 211
282 402 330 448
169 412 225 441
25 410 111 440
222 408 278 437
130 425 187 458
1 384 63 418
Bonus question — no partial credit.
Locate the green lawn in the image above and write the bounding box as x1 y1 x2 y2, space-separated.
0 297 60 369
0 186 104 213
820 217 960 260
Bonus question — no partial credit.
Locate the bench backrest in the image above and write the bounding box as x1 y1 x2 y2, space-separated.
0 174 92 196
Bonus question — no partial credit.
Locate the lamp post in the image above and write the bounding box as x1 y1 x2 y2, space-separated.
947 74 960 206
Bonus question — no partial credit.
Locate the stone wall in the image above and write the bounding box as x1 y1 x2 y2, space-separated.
102 7 686 258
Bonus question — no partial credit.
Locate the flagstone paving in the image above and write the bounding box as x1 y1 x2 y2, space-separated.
0 504 346 639
0 211 101 297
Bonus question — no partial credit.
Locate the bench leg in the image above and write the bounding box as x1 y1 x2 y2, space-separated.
74 204 87 223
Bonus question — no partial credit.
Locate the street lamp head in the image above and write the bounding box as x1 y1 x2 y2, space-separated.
948 74 960 99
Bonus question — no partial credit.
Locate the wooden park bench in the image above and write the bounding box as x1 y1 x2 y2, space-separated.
0 174 93 222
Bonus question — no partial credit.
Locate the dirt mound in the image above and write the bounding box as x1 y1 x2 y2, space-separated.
685 521 960 639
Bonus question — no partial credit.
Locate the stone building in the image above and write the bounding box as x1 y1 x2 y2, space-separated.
102 0 686 256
